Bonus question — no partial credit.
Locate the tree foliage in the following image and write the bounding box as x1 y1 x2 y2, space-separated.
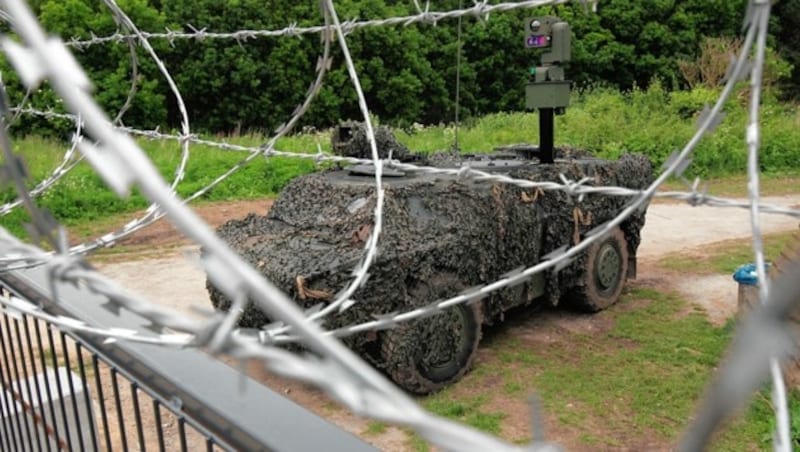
3 0 795 135
772 0 800 100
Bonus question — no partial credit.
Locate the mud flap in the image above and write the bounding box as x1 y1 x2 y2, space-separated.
627 256 637 280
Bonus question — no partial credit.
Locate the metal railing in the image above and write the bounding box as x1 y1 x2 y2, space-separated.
0 255 376 452
0 306 232 452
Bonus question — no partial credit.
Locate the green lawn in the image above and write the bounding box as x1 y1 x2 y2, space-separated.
659 231 797 275
405 285 798 450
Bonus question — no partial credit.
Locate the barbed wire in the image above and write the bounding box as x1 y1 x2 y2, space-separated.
0 0 796 450
9 106 800 218
305 0 387 326
0 229 536 452
0 1 578 450
63 0 597 49
0 0 194 258
742 3 791 448
0 21 140 218
679 260 800 451
0 2 337 270
0 292 193 346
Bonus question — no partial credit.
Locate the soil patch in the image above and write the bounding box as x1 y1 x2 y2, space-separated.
83 199 273 263
119 199 273 248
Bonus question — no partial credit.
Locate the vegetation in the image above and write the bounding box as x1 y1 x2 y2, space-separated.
0 3 797 450
423 395 506 435
362 421 388 436
404 287 800 450
2 81 798 239
659 231 797 276
8 0 800 135
400 82 800 176
0 133 321 237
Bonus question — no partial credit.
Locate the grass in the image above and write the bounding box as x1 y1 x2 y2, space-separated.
405 286 797 450
1 87 798 449
396 83 800 178
532 289 726 439
659 231 797 275
401 394 507 451
363 421 388 436
660 174 800 199
407 431 429 452
2 85 798 241
0 133 321 238
423 394 506 435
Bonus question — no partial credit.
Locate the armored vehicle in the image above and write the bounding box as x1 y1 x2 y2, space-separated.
208 124 653 394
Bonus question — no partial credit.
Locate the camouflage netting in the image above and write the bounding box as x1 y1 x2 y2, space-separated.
208 129 654 366
331 121 419 162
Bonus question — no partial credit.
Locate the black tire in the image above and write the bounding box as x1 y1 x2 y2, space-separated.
567 227 629 312
381 274 482 395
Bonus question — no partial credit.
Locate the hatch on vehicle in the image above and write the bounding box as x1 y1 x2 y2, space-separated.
347 164 406 177
460 159 529 171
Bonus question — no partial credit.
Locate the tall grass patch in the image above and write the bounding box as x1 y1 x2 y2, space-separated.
0 134 322 237
398 84 800 178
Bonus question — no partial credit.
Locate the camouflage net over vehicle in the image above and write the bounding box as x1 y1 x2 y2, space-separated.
331 121 419 162
208 125 653 393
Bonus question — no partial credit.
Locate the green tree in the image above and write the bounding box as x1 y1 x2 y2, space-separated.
160 0 336 132
2 0 770 135
37 0 168 129
773 0 800 99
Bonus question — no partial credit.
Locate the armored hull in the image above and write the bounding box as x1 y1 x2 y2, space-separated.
209 148 653 393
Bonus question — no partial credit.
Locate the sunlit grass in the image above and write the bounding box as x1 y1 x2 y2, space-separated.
659 231 797 275
406 286 796 450
1 85 798 242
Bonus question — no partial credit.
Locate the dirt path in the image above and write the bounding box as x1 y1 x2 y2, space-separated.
88 194 800 450
638 194 800 325
640 195 800 258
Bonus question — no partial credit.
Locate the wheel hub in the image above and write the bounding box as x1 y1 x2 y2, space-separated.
596 243 621 290
418 308 467 375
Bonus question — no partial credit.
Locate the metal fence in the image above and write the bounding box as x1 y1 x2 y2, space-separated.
0 307 228 451
0 262 376 452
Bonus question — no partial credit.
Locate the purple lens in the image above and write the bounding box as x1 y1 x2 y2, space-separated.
526 35 548 48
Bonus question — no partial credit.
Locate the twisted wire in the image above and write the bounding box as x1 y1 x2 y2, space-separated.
681 2 791 449
744 4 790 449
0 116 83 217
0 0 796 450
0 1 557 449
7 107 800 222
64 0 598 49
0 3 336 270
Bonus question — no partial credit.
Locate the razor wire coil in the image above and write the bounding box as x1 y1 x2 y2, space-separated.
0 0 795 450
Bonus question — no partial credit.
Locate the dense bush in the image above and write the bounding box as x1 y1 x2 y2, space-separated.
4 0 798 135
773 0 800 100
0 0 169 137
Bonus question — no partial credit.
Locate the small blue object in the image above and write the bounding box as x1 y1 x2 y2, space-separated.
733 263 770 286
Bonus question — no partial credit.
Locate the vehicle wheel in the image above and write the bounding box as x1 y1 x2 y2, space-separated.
381 274 482 395
568 227 629 312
